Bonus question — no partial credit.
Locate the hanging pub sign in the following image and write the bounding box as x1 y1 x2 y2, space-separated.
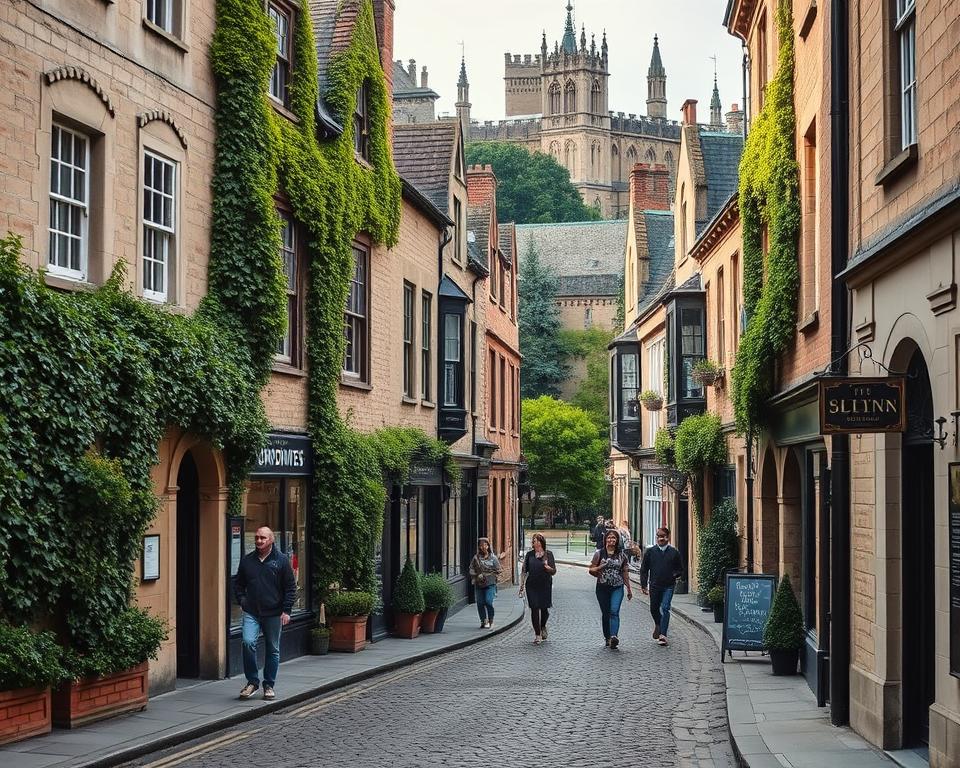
819 377 906 435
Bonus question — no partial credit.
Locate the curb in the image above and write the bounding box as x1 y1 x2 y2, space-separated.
74 603 525 768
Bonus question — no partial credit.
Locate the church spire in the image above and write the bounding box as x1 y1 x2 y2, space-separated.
646 35 667 119
710 73 722 128
456 55 471 140
562 1 577 55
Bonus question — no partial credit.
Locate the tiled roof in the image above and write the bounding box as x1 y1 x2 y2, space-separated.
392 61 439 98
498 222 515 263
638 210 675 311
515 220 627 297
638 269 675 319
467 200 491 272
393 122 457 210
698 131 743 230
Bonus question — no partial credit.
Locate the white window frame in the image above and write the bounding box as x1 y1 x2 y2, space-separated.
421 291 432 401
48 123 90 281
643 474 664 550
646 339 664 446
343 244 368 379
146 0 174 33
443 314 462 407
403 282 415 398
275 212 296 363
141 150 177 303
268 4 291 106
895 0 917 149
620 352 639 422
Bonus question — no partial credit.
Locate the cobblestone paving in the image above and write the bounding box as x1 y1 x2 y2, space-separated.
130 566 735 768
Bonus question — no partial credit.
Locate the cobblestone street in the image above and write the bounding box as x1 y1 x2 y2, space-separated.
129 566 735 768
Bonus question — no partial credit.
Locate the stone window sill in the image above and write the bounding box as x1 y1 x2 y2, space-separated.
401 396 418 406
43 272 97 293
339 375 372 391
142 18 189 54
270 100 299 124
271 361 307 378
875 143 918 187
797 310 819 334
420 400 436 409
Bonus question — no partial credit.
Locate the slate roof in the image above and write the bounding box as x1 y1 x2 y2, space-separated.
467 200 492 273
498 223 515 264
698 131 743 231
393 122 457 211
392 62 439 99
638 210 675 312
309 0 361 131
515 220 627 298
638 269 676 319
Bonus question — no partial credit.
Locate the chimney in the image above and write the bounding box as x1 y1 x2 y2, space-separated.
681 98 698 126
372 0 395 99
466 164 498 207
725 102 744 135
630 163 671 212
420 66 428 89
407 59 416 81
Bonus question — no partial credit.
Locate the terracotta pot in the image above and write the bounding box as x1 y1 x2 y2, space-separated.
420 610 440 634
393 612 422 639
769 648 800 676
52 662 148 728
329 615 368 653
0 686 52 745
433 608 449 633
640 397 663 411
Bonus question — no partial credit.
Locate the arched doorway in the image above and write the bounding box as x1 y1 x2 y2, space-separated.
176 451 200 679
901 347 935 747
758 448 780 575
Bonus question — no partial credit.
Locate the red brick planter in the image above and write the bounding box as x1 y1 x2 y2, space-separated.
52 662 148 728
329 615 368 653
0 686 52 745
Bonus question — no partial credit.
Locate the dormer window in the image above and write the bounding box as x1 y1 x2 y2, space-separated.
354 79 371 160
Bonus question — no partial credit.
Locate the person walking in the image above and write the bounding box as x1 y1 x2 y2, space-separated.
639 526 684 647
469 537 503 628
233 526 296 700
588 528 633 648
591 515 606 550
518 532 556 644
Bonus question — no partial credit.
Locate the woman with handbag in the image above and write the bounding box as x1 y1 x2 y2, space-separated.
519 532 556 644
588 528 633 649
469 538 503 628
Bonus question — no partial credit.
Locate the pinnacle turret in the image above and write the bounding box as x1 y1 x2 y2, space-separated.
562 1 577 55
646 35 667 119
648 34 665 77
710 75 722 127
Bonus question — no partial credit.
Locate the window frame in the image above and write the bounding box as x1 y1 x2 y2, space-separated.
488 348 497 430
354 78 371 161
453 198 463 264
145 0 174 34
141 149 178 304
895 0 917 150
498 353 506 431
268 2 293 108
343 242 370 382
619 351 640 422
442 312 463 408
402 281 415 398
421 291 432 401
274 209 300 365
48 123 90 281
716 267 725 367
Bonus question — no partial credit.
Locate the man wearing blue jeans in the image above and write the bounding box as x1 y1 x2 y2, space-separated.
233 527 296 700
639 527 684 647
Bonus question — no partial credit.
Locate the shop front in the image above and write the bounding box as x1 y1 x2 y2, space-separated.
228 432 313 677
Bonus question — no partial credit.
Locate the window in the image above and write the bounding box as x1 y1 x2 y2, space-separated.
564 80 576 113
620 352 639 421
354 79 371 160
268 4 292 107
490 257 499 301
48 124 89 280
142 150 177 302
275 212 297 363
403 282 415 398
145 0 174 33
453 197 463 263
500 478 508 553
584 306 593 329
680 307 705 399
343 244 368 380
470 320 478 413
647 339 664 445
717 267 725 367
732 253 741 347
801 123 818 318
444 491 461 578
756 10 768 109
643 475 664 550
499 263 506 307
591 80 602 113
488 349 497 428
443 313 462 406
511 364 519 433
549 82 561 115
679 185 688 259
421 291 432 400
896 0 917 148
499 354 506 430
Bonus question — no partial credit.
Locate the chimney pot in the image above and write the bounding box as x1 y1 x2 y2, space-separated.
681 99 698 126
420 66 428 88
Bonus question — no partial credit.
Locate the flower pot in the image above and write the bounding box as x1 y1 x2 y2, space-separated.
0 686 52 745
692 371 719 387
393 612 422 639
640 397 663 412
769 648 800 676
309 633 330 655
329 615 368 653
433 608 449 633
52 662 148 728
713 603 724 623
420 609 440 634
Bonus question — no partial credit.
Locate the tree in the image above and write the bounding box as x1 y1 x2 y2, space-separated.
521 396 607 524
518 240 569 398
560 327 614 442
465 142 601 224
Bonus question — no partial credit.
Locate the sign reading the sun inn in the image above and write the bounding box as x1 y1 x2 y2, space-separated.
819 377 906 434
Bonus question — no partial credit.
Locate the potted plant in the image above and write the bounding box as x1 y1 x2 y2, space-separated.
638 389 664 411
392 558 425 639
707 585 725 623
308 625 330 655
54 607 166 728
691 359 723 387
763 573 805 675
0 624 64 745
326 591 374 653
420 573 455 633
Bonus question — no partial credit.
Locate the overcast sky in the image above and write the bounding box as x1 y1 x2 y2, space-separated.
394 1 745 124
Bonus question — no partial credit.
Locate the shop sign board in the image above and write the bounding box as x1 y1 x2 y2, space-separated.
721 573 777 661
408 462 442 486
819 377 906 434
253 433 312 477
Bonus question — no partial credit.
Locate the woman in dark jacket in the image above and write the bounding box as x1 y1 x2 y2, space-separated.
518 532 556 644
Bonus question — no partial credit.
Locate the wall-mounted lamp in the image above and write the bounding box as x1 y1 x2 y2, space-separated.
934 416 948 450
953 411 960 449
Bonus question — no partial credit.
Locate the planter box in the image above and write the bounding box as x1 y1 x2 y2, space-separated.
52 662 148 729
329 615 367 653
0 686 51 745
393 612 422 639
421 610 439 634
769 648 800 676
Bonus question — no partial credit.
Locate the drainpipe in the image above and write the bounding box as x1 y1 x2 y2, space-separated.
829 0 851 727
741 45 750 140
745 428 754 571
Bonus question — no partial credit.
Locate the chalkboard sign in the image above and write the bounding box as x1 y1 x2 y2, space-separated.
949 464 960 678
721 572 777 661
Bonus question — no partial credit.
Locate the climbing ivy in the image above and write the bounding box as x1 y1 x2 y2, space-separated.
731 0 800 433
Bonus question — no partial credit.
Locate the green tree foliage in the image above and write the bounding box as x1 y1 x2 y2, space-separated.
518 240 569 398
561 328 614 440
763 573 805 651
674 412 727 526
696 498 739 597
465 142 601 224
521 396 607 520
392 558 425 614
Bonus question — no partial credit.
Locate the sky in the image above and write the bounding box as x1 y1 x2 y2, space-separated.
394 0 745 124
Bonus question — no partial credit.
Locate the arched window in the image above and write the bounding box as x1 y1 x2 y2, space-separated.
564 140 577 174
591 141 600 179
549 140 561 160
591 80 602 113
548 82 561 115
564 80 577 113
664 150 674 168
645 146 657 163
626 145 638 169
611 144 621 180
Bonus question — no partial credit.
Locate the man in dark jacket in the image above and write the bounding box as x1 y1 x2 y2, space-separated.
592 515 607 550
639 526 684 646
233 526 296 700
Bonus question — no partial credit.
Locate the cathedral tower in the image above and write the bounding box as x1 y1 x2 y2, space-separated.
456 56 471 140
646 35 667 119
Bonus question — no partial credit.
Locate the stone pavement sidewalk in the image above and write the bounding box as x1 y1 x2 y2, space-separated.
0 597 525 768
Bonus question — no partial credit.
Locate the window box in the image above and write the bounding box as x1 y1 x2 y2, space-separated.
0 687 51 745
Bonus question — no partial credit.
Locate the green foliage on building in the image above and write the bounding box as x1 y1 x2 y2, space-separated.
465 142 602 224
